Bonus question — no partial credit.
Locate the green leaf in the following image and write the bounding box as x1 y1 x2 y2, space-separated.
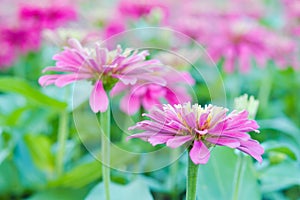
49 160 102 188
258 118 300 145
27 188 90 200
197 146 261 200
85 179 153 200
263 141 298 161
24 134 55 174
0 76 67 109
0 160 23 195
260 160 300 192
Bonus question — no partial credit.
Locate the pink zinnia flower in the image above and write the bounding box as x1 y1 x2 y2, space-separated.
39 38 166 113
111 71 194 115
128 102 264 164
19 5 77 29
204 19 280 73
0 25 41 54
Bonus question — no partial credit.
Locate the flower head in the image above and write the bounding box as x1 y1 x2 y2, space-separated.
19 5 77 29
111 70 194 115
39 38 166 113
128 102 264 164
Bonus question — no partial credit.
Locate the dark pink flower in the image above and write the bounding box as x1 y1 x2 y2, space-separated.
0 26 41 54
111 70 194 115
128 102 264 164
19 5 77 29
39 38 166 113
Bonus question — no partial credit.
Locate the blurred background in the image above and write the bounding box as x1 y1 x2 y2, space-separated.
0 0 300 199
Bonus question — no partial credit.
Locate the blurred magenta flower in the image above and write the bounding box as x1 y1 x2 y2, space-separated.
39 38 166 112
19 5 77 29
0 26 41 54
104 17 126 39
117 0 169 20
111 71 194 115
128 102 264 164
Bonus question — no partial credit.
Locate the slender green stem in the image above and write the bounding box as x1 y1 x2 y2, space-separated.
100 103 111 200
186 151 199 200
232 154 246 200
56 110 68 176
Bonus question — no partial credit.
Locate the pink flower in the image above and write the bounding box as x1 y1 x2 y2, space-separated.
0 25 41 54
206 19 271 73
0 40 15 68
19 5 77 29
104 18 126 39
128 102 264 164
117 0 169 20
111 70 195 115
39 38 166 113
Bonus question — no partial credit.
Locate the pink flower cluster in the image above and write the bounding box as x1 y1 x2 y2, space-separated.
102 0 299 72
169 1 298 72
39 39 194 113
0 2 77 69
128 102 264 164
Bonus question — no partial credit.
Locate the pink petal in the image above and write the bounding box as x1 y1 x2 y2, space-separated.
55 73 91 87
189 140 210 164
89 80 109 113
148 134 174 146
126 131 156 141
205 137 240 148
166 135 193 148
120 93 141 115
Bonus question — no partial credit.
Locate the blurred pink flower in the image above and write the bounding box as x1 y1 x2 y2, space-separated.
128 102 264 164
104 18 126 39
0 25 41 54
19 5 77 29
282 0 300 36
111 71 195 115
39 38 166 112
205 19 272 73
0 40 15 68
117 0 169 20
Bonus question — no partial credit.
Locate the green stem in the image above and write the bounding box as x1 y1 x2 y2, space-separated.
232 154 246 200
100 103 111 200
56 110 68 176
186 151 199 200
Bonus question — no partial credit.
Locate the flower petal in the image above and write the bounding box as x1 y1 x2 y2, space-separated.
166 135 193 148
120 93 141 115
89 80 109 113
205 137 240 148
189 140 210 164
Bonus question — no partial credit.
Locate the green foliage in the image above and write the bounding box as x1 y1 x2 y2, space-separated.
197 147 261 200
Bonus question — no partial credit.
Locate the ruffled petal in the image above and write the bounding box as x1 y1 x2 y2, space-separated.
120 93 141 115
189 140 210 164
89 80 109 113
166 135 193 148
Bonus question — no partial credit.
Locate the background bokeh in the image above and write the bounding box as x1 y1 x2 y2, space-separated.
0 0 300 199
